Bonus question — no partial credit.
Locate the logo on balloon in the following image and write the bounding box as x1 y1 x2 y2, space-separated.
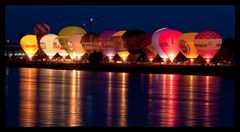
179 40 190 55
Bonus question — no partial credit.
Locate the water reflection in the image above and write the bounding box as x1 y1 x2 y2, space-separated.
19 68 37 127
5 68 234 127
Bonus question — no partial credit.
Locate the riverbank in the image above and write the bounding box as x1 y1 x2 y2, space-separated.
5 60 238 77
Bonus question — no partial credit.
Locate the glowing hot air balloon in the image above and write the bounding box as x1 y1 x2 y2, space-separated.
112 30 130 61
140 33 157 62
152 28 169 60
40 34 59 59
54 37 68 58
98 30 116 60
68 33 86 60
34 23 51 57
20 35 39 60
178 32 198 63
155 28 182 62
81 33 101 55
58 26 86 59
194 31 222 63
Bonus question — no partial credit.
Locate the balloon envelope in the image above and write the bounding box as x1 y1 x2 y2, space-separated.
68 33 86 59
123 30 145 52
58 26 86 59
34 23 51 56
140 33 157 61
99 30 116 58
152 28 169 59
20 35 39 59
157 28 182 61
81 33 101 55
112 30 127 52
194 31 222 63
178 32 198 59
54 37 68 57
40 34 59 59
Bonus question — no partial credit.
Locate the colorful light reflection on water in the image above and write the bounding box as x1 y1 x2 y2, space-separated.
5 67 235 127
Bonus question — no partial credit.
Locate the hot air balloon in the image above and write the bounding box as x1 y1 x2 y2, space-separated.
194 31 222 63
112 30 130 62
152 28 169 60
54 37 68 58
140 33 157 62
39 34 59 59
68 33 86 60
58 26 86 59
98 30 116 60
123 30 146 61
178 32 199 63
34 23 51 57
81 33 101 55
154 28 182 62
20 35 39 60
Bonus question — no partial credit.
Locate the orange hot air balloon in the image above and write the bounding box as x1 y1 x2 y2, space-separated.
178 32 199 60
20 35 39 60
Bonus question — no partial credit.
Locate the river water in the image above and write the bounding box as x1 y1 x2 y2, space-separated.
5 67 235 127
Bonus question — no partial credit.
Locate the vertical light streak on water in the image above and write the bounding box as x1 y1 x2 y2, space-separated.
106 72 112 126
19 68 37 127
41 69 54 126
160 74 167 126
166 74 175 127
119 72 127 127
68 70 80 126
204 76 210 127
187 75 195 127
147 74 153 126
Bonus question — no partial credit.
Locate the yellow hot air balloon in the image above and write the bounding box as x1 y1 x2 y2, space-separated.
178 32 198 63
58 26 86 59
20 35 39 60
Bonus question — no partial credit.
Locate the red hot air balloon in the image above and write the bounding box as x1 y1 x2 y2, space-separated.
194 31 222 63
157 28 182 62
33 23 51 58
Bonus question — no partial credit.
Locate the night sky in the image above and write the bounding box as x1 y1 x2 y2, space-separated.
5 5 235 44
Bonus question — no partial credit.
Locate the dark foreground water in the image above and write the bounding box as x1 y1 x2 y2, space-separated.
5 67 235 127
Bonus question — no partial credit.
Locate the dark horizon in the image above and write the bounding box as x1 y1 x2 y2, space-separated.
5 5 235 44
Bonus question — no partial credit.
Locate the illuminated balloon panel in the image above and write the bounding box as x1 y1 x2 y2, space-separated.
39 34 59 59
117 51 130 62
194 31 222 63
54 37 68 57
140 33 157 61
99 30 116 59
81 33 101 55
112 30 127 52
68 33 86 59
158 29 182 61
20 35 39 59
101 40 116 59
152 28 169 59
178 32 198 59
58 26 86 59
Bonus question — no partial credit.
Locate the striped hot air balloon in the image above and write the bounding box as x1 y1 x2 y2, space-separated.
34 23 51 57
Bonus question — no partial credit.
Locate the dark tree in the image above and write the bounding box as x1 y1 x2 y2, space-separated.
88 51 103 65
